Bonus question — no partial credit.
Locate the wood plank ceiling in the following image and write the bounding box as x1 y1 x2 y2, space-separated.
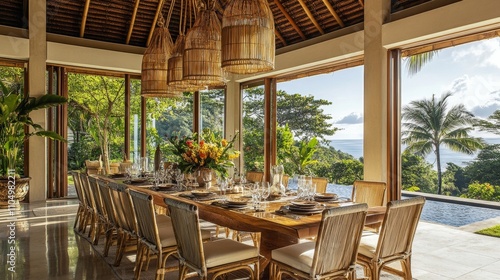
0 0 431 51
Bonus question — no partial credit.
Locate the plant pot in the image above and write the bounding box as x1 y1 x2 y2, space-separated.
0 177 31 209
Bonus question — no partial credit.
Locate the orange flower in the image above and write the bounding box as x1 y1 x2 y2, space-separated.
200 140 205 147
199 151 207 159
221 139 228 147
186 140 193 148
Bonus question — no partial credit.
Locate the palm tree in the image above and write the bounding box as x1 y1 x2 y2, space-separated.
405 51 438 76
474 110 500 135
402 92 485 194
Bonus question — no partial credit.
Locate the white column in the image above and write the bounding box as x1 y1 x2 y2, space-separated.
363 0 390 182
28 0 48 202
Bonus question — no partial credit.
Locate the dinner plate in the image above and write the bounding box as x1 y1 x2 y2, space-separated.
226 198 249 205
130 178 148 184
288 206 324 215
191 190 212 197
314 193 338 200
290 200 318 208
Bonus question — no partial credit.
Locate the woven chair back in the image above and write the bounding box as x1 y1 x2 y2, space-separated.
376 196 425 260
311 203 368 277
128 190 162 253
97 179 116 226
352 180 387 207
70 171 86 207
88 176 106 219
79 173 96 212
108 182 137 235
246 171 264 183
164 198 206 275
312 177 329 193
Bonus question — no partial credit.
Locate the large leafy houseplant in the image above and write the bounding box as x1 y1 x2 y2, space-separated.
0 80 67 178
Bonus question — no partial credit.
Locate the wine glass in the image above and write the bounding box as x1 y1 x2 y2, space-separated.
260 182 270 209
175 170 185 190
219 178 228 202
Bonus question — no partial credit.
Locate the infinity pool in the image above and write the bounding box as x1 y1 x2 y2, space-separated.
327 184 500 227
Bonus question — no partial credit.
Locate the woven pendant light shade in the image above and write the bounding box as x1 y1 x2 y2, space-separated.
141 23 181 98
183 9 224 87
168 34 205 92
221 0 275 74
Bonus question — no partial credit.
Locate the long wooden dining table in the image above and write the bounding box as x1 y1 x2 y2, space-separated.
101 176 386 277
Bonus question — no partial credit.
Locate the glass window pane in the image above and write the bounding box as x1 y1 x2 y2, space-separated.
242 85 265 172
201 88 225 135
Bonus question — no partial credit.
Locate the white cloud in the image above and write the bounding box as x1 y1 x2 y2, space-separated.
452 38 500 69
335 112 363 124
446 75 500 113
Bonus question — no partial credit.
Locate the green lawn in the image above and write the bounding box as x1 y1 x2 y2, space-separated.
476 225 500 238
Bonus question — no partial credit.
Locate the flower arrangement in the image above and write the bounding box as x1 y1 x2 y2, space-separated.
168 129 240 178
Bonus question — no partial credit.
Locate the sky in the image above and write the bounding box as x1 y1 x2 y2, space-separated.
278 37 500 140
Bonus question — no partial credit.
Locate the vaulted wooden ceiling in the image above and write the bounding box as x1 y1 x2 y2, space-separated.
1 0 431 50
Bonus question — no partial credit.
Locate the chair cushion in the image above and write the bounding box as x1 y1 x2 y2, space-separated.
203 239 259 268
271 241 315 274
358 233 379 258
156 215 177 247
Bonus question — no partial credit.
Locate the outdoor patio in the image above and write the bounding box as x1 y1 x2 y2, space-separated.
1 198 500 279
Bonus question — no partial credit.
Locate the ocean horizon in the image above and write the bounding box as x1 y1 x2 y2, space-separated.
329 138 500 169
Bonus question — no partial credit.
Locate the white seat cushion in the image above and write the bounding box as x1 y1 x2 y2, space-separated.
203 239 259 268
357 233 379 258
271 241 315 274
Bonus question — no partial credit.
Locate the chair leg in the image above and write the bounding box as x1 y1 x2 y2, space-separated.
155 252 164 280
134 243 146 280
401 257 413 280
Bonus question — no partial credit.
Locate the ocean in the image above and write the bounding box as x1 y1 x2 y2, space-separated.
329 138 500 169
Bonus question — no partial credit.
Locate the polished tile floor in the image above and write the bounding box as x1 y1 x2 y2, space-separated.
1 198 500 280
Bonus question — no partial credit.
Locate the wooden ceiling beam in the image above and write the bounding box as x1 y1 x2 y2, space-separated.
147 0 165 46
275 29 287 46
297 0 324 34
273 0 306 40
321 0 345 28
80 0 91 37
126 0 141 44
358 0 364 8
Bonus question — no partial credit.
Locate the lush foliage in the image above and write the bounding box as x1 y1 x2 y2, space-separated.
401 150 437 193
402 92 484 194
476 225 500 238
463 144 500 186
462 182 500 202
168 129 240 178
0 80 67 177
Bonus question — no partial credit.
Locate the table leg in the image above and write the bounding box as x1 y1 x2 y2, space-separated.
258 230 299 278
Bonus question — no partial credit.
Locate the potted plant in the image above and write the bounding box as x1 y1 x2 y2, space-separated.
0 80 67 208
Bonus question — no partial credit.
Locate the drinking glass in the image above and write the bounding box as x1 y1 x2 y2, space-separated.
260 182 271 209
219 178 228 202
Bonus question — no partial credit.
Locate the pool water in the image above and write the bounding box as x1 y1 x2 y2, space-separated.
324 184 500 227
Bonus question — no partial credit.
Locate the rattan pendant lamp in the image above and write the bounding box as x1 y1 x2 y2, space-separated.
221 0 275 74
168 0 204 92
183 0 225 87
141 0 182 98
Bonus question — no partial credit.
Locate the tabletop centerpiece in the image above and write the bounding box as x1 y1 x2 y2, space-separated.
168 129 240 188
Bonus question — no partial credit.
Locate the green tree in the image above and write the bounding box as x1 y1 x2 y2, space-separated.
331 159 363 185
401 150 437 193
464 144 500 186
442 163 467 196
284 137 319 175
404 51 438 76
402 92 484 194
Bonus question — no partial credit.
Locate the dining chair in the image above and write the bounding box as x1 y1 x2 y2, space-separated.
128 189 179 280
246 171 264 183
164 197 260 280
311 177 329 193
96 179 119 258
352 180 387 232
270 203 368 280
108 182 139 266
70 171 88 232
356 196 425 280
351 180 387 207
87 176 110 245
78 173 98 239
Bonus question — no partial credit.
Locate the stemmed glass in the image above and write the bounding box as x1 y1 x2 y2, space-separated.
175 169 185 190
260 182 270 210
218 178 228 202
251 183 261 210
